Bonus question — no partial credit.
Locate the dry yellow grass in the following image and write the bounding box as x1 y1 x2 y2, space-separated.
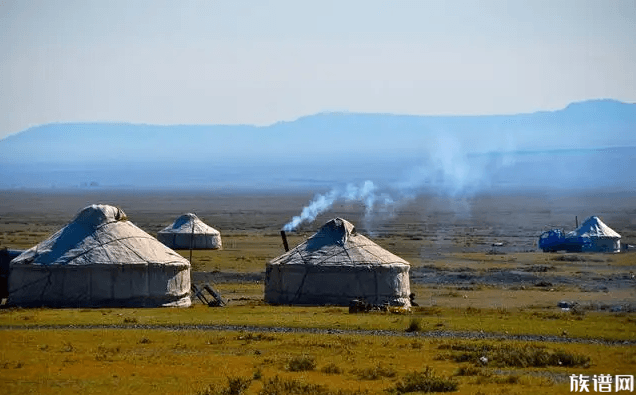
1 329 634 395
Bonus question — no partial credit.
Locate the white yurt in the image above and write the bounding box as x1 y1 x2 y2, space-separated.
265 218 411 307
566 216 621 253
9 204 191 307
157 213 222 250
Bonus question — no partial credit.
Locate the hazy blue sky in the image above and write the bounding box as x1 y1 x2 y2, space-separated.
1 0 635 139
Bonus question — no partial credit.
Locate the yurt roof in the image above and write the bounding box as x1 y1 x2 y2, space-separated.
270 218 410 268
159 213 220 235
12 204 189 267
567 216 621 239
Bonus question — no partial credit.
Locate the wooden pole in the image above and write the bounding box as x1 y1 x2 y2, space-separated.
189 217 194 264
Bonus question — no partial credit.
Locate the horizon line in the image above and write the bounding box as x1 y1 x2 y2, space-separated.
3 97 633 141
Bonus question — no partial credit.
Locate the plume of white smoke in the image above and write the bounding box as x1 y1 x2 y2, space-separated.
395 134 517 197
283 133 517 231
282 180 394 231
282 189 339 231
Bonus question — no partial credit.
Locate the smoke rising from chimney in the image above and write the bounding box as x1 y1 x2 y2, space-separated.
283 134 517 231
282 180 394 231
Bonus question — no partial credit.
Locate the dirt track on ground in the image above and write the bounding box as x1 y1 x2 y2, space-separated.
1 323 634 346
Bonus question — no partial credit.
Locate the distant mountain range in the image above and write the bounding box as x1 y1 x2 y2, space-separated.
1 99 634 191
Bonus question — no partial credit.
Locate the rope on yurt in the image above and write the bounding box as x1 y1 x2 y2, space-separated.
291 265 311 303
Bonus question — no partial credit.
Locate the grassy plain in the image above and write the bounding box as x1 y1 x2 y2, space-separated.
1 189 635 394
1 328 635 395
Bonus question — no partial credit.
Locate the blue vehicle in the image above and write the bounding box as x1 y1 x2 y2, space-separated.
538 229 591 252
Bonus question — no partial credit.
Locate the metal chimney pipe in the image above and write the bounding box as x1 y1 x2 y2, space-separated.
280 230 289 252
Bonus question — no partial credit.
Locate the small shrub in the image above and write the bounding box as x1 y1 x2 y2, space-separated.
354 363 396 380
94 345 121 361
259 376 367 395
206 336 227 345
1 361 25 369
570 306 587 319
61 342 74 352
259 376 325 395
224 377 252 395
465 307 482 315
433 352 452 361
286 355 316 372
405 318 421 332
393 367 458 393
173 342 192 351
198 377 252 395
500 375 520 384
454 365 483 376
138 337 151 344
236 333 277 342
321 363 343 374
123 317 138 324
496 307 510 315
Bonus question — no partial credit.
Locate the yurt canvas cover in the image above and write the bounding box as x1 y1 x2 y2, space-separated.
9 205 191 307
566 216 621 253
157 213 222 250
265 218 411 307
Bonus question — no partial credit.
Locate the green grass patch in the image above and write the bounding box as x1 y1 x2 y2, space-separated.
1 305 633 341
285 355 316 372
438 342 591 368
391 367 458 393
197 377 252 395
259 376 368 395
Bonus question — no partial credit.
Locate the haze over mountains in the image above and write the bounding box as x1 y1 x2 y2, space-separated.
1 99 634 192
